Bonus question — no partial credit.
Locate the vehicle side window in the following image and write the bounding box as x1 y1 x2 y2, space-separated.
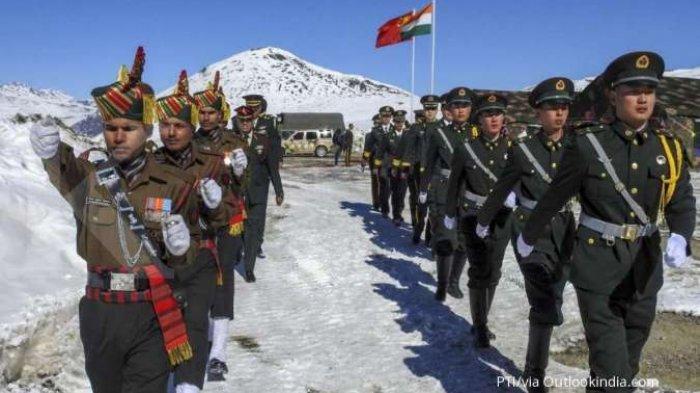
293 132 304 140
307 132 318 141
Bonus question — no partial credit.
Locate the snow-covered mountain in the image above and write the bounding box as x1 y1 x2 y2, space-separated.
0 83 96 127
161 47 417 130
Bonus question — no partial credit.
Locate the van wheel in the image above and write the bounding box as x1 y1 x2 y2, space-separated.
315 146 328 158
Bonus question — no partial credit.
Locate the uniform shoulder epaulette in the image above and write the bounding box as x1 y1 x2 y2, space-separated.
195 143 224 157
573 121 606 135
153 161 197 186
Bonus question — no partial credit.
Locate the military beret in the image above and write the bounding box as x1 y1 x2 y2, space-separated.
235 105 255 121
602 51 664 88
474 93 508 115
420 94 441 109
446 87 475 105
243 94 264 107
528 77 575 108
379 106 394 116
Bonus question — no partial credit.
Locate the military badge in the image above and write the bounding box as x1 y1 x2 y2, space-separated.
656 155 667 165
145 197 172 223
255 145 264 155
487 95 497 103
459 88 466 96
636 55 650 69
555 79 566 91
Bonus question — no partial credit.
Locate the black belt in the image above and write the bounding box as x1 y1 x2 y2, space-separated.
87 271 150 292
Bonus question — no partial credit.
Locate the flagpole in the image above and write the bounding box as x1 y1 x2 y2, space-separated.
410 9 416 119
430 0 436 94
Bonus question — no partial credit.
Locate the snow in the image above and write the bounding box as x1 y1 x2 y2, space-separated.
0 83 95 126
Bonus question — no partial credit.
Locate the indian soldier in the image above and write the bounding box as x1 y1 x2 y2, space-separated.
362 113 382 209
363 106 394 216
153 70 236 392
243 94 281 258
191 72 249 382
476 78 576 391
518 52 695 391
420 88 475 302
384 110 409 225
235 105 284 283
29 47 200 392
441 93 515 348
402 95 440 244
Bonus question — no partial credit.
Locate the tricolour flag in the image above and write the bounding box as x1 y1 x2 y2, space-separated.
401 3 433 40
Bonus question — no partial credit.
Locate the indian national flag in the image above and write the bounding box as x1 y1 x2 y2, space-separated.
401 3 433 40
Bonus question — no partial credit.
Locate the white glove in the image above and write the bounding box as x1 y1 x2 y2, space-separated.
29 118 60 159
664 233 689 268
199 178 222 209
476 223 490 239
419 191 428 204
517 234 534 258
504 191 517 209
163 214 191 257
232 148 248 177
444 216 456 230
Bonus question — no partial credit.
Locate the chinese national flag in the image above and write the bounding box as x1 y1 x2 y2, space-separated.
375 11 414 48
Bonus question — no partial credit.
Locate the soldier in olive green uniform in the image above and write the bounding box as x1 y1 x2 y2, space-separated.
401 95 441 244
235 105 284 283
363 106 394 217
518 52 695 391
191 72 249 382
362 113 382 209
382 110 409 225
30 47 200 393
420 88 475 302
441 93 514 348
477 78 576 391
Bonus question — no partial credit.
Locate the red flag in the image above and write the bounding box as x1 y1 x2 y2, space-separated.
375 11 414 48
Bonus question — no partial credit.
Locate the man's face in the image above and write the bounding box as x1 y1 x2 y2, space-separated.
393 119 405 131
159 117 194 152
424 107 438 121
103 118 149 163
449 103 472 123
611 83 656 128
441 107 453 121
380 114 392 126
478 110 504 137
536 102 569 134
238 118 253 134
198 107 222 130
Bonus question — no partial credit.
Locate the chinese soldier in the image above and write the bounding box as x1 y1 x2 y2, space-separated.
235 105 284 283
29 47 200 393
363 106 394 217
476 78 576 390
362 113 382 209
441 92 514 348
192 72 249 382
420 88 475 302
439 93 453 128
402 95 441 244
385 109 409 225
518 52 695 391
154 70 236 392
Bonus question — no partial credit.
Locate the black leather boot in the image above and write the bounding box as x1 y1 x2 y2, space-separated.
523 323 553 393
469 288 490 348
447 253 466 299
434 255 453 302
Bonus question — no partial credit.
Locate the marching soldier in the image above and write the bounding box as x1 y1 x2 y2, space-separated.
439 93 453 128
362 106 394 216
30 47 200 392
420 88 475 301
191 72 249 382
476 78 576 391
518 52 695 391
441 92 515 348
384 110 409 225
402 95 441 244
235 105 284 283
153 70 237 391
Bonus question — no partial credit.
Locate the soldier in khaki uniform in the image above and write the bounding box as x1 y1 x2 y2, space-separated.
154 70 244 391
191 73 249 382
29 47 200 393
518 52 696 391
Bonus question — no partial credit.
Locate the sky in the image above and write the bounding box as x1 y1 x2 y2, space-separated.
1 0 699 99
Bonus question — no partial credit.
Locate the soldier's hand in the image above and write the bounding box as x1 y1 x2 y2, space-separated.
516 234 534 258
664 233 688 268
200 178 222 209
475 223 490 239
232 148 248 177
418 191 428 205
30 118 61 159
504 191 517 209
443 215 456 230
276 194 284 206
162 214 190 257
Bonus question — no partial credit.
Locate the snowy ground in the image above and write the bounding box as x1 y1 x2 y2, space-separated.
2 161 698 392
